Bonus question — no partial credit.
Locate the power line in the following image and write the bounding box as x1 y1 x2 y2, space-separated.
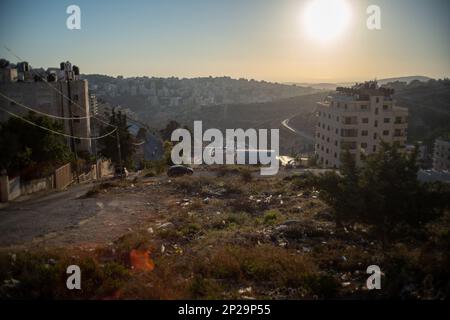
0 106 117 140
3 45 116 129
0 91 90 121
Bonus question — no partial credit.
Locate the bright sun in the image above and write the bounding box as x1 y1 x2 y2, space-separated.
302 0 352 43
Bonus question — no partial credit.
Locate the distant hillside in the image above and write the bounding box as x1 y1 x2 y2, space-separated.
82 74 320 128
385 78 450 146
288 76 434 90
378 76 433 85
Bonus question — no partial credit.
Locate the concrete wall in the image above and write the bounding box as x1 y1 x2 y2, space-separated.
55 163 73 190
0 174 54 202
0 160 112 202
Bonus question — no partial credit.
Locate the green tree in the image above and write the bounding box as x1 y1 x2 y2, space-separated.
0 112 72 176
359 142 442 240
314 143 447 241
314 150 364 227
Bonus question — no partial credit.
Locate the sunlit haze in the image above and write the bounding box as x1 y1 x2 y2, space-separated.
0 0 449 82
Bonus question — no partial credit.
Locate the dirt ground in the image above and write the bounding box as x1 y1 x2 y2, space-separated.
0 177 176 250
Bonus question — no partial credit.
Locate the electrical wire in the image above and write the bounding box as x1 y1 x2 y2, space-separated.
0 106 117 140
3 45 116 129
0 91 90 120
2 46 148 145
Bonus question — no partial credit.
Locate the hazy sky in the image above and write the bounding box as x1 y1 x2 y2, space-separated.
0 0 449 82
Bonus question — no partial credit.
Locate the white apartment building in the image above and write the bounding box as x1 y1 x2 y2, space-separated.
0 61 92 153
315 81 408 168
433 137 450 171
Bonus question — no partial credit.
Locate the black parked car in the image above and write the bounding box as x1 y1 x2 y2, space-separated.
167 165 194 177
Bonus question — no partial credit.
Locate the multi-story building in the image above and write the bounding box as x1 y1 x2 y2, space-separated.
315 81 408 168
433 137 450 171
0 60 91 153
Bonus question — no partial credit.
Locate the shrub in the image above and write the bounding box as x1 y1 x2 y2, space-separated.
263 210 279 225
240 169 253 182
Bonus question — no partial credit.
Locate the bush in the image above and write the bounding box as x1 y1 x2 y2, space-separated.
263 210 279 225
240 169 253 182
0 251 129 299
193 245 335 297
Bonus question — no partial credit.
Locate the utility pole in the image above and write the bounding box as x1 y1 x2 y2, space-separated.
64 62 80 183
116 129 123 178
91 95 99 180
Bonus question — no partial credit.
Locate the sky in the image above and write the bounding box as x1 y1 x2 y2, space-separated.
0 0 449 83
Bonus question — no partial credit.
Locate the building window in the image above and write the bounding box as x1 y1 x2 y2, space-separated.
361 105 368 111
336 116 340 122
362 130 368 136
341 129 358 137
374 133 378 139
344 116 357 125
374 120 378 127
383 130 390 136
376 97 380 103
373 145 377 152
383 105 389 110
362 118 369 124
375 108 379 115
384 118 390 123
361 143 368 148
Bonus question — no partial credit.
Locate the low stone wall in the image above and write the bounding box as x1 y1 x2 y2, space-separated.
0 174 55 202
0 160 113 202
20 176 54 196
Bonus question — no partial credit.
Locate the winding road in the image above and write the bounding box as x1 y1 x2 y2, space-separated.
281 116 315 143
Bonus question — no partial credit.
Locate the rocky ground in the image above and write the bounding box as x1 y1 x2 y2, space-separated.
0 166 442 299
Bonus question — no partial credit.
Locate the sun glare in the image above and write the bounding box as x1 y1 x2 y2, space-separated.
302 0 352 44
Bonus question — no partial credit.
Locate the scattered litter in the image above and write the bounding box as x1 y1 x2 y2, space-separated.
157 222 174 229
238 287 252 294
